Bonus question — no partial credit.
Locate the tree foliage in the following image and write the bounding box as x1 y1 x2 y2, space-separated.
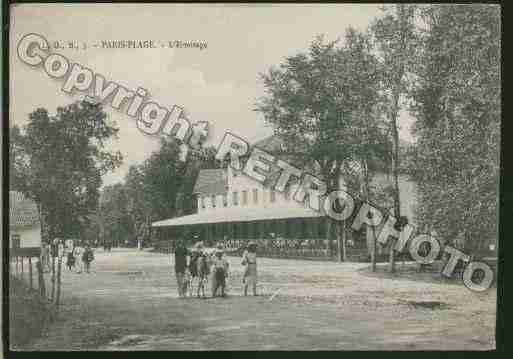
256 30 390 195
371 4 419 271
90 139 220 246
409 4 500 252
9 101 123 240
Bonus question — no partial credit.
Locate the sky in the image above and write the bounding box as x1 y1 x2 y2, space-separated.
10 4 415 187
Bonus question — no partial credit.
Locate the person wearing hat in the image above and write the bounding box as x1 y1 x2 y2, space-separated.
188 242 202 278
211 245 229 297
242 241 258 296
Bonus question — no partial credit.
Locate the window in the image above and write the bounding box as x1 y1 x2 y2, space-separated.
253 189 258 204
211 195 217 208
223 194 228 207
233 191 239 206
201 196 206 209
11 234 20 249
242 190 248 205
270 190 276 203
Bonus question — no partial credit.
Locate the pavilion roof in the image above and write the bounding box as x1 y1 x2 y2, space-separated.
152 205 323 228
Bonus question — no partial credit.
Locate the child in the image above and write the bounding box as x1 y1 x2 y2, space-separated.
242 242 258 296
66 248 76 271
182 268 192 297
212 248 229 297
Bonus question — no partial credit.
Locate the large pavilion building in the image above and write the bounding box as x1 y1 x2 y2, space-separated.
152 135 417 261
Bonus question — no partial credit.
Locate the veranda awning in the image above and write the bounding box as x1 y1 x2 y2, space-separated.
152 205 323 228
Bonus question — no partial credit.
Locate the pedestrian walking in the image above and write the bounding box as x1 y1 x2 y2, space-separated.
242 241 258 296
82 244 95 273
174 239 189 298
74 243 84 273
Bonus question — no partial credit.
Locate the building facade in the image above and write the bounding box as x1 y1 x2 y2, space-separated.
9 191 42 257
152 135 417 261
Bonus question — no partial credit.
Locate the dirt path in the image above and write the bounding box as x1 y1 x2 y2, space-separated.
23 248 496 350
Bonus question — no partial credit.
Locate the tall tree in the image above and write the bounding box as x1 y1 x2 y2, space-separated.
99 183 131 246
256 30 390 261
142 138 185 221
10 101 122 240
124 164 152 244
371 4 418 272
410 4 500 253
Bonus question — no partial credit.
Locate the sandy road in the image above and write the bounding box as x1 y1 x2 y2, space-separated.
23 248 496 350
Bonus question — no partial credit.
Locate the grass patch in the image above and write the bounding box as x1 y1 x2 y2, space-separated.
9 276 54 349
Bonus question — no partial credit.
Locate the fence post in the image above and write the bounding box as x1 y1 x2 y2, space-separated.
37 260 46 299
29 257 33 290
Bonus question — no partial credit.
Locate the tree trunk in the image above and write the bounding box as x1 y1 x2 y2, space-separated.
51 256 56 301
362 159 377 272
29 257 33 290
336 220 342 262
389 89 401 274
325 217 332 257
369 227 377 272
342 220 347 262
37 260 46 299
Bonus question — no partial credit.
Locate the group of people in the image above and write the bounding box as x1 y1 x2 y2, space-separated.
41 239 95 274
173 240 258 298
66 242 95 273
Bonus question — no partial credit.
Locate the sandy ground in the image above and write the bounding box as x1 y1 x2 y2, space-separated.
21 248 496 351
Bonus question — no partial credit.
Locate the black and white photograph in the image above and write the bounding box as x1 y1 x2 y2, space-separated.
5 2 501 351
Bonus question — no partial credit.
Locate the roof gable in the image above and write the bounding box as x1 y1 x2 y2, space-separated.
253 134 287 153
10 191 40 228
193 169 227 196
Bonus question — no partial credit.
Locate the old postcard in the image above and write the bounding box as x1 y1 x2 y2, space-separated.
6 3 500 351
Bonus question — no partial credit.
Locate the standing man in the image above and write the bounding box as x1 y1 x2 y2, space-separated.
174 239 189 298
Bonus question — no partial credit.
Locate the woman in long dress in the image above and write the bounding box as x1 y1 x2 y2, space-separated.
242 242 258 296
74 243 84 273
